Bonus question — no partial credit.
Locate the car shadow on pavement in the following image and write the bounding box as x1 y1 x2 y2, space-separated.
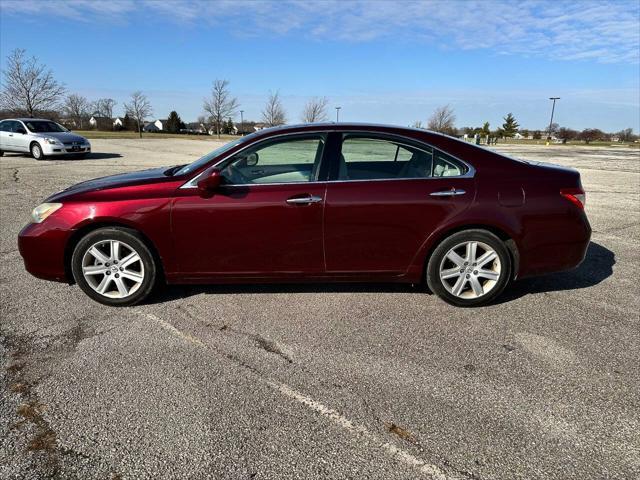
1 152 122 160
64 153 123 160
148 281 422 304
496 241 615 303
147 241 614 305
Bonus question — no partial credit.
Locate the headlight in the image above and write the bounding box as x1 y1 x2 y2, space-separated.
43 137 61 145
32 203 63 223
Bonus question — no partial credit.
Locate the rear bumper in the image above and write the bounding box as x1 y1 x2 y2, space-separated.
18 222 71 283
518 210 592 278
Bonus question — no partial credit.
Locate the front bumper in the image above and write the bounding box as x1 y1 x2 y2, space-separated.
18 221 72 283
42 143 91 155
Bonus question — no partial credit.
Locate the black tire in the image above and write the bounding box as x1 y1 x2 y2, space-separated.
30 142 46 160
0 150 4 157
71 227 158 307
426 229 511 307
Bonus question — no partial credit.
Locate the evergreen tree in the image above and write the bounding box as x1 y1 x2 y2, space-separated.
501 113 519 138
166 111 183 133
223 117 234 134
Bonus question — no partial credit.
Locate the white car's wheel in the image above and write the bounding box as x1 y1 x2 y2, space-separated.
30 142 45 160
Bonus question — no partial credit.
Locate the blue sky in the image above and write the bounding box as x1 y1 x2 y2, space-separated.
1 0 638 131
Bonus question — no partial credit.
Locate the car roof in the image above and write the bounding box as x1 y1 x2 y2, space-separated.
258 122 437 134
1 118 60 122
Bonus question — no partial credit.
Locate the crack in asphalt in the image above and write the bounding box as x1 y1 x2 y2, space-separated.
144 312 463 480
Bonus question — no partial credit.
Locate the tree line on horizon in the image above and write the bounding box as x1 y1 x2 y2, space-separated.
411 105 637 144
0 48 636 144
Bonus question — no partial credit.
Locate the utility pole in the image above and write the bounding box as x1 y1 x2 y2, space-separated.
335 106 341 123
547 97 560 143
240 110 244 136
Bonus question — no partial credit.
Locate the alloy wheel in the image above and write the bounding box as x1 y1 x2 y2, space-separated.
32 144 42 159
81 240 145 298
438 241 501 299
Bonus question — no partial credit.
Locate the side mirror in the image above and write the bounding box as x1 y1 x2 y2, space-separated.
197 169 223 195
16 128 26 135
245 152 258 166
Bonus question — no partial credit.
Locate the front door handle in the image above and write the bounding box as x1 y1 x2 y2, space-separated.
286 195 323 205
430 188 466 197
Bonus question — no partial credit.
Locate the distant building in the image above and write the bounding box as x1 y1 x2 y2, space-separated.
143 119 167 132
113 117 125 129
59 117 78 129
89 116 113 130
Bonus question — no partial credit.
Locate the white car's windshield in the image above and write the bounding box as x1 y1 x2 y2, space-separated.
174 133 258 176
24 120 67 133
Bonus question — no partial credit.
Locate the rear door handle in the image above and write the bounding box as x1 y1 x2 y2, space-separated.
430 188 466 197
286 195 323 205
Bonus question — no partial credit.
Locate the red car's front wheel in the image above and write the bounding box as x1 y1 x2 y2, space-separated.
71 227 158 306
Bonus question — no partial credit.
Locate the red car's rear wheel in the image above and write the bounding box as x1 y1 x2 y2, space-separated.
427 229 512 307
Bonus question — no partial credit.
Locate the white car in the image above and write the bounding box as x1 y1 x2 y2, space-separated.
0 118 91 160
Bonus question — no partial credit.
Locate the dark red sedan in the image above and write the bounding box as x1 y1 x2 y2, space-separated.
18 123 591 307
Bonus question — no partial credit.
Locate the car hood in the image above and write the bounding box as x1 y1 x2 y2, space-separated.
34 132 88 143
46 167 172 201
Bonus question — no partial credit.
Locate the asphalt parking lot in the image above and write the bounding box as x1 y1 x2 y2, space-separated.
1 139 639 479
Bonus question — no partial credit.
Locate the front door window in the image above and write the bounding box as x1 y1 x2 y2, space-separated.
221 134 326 184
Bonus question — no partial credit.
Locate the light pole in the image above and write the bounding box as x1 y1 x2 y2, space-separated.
547 97 560 141
240 110 244 136
335 106 341 123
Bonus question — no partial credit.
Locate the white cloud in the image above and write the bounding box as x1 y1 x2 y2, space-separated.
2 0 639 64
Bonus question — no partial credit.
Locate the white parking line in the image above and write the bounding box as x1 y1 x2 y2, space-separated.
144 313 453 479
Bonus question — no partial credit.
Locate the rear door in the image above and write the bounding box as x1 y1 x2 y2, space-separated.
172 133 329 277
323 133 475 274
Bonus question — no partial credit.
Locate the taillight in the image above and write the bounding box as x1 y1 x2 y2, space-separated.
560 188 586 209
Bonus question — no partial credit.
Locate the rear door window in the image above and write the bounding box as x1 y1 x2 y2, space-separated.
338 135 434 180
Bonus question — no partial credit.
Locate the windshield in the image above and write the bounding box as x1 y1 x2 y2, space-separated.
174 133 258 176
24 120 67 133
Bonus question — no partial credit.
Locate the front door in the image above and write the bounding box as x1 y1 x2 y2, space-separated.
13 121 31 152
323 133 474 274
172 133 328 278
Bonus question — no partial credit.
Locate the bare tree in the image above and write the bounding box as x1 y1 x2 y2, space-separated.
427 105 456 135
62 94 90 129
411 120 424 129
93 98 117 119
0 49 65 117
196 115 208 134
301 96 328 123
203 79 239 138
262 91 287 127
617 127 636 143
124 91 152 138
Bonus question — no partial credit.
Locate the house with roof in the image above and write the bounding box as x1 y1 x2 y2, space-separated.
89 116 114 130
143 119 167 132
